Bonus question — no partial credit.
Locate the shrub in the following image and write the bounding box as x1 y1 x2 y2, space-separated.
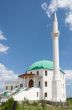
41 100 46 110
32 101 38 106
67 97 72 107
1 97 19 110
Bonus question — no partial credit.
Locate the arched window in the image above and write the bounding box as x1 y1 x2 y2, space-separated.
20 84 23 87
30 72 32 74
15 86 18 88
6 86 8 90
45 81 47 87
39 81 41 87
37 71 39 75
29 79 33 88
45 71 47 76
11 86 13 90
44 92 47 97
37 92 38 97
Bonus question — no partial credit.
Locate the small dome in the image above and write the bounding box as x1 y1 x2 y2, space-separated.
27 60 53 71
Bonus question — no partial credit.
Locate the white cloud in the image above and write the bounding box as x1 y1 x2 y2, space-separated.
65 70 72 80
0 30 9 54
0 30 7 40
41 0 72 30
0 44 9 54
65 70 72 86
65 12 72 30
0 63 18 90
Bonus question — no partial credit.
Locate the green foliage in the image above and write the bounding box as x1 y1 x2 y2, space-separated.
1 99 72 110
22 101 25 110
26 99 29 105
67 97 72 107
32 101 38 106
1 97 19 110
13 101 19 110
41 100 46 110
1 97 14 110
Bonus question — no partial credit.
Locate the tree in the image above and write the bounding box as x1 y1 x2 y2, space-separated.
12 101 19 110
41 100 46 110
22 100 25 110
1 97 18 110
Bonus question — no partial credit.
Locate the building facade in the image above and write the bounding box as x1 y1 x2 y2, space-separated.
3 13 66 102
14 60 66 102
5 81 18 91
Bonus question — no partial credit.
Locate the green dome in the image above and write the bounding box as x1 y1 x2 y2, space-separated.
27 60 53 71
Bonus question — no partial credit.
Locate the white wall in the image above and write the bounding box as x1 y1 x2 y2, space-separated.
27 69 53 101
5 81 18 91
13 69 66 102
52 71 66 102
60 72 66 101
13 87 41 101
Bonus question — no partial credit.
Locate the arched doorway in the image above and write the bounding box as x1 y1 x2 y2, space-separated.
29 79 33 88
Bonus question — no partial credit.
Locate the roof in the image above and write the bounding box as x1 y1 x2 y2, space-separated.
27 60 53 71
18 72 42 78
18 73 35 78
27 60 65 74
1 91 10 97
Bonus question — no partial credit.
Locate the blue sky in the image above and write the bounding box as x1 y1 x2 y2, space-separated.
0 0 72 97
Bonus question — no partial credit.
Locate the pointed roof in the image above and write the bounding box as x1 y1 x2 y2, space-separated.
53 12 59 34
54 12 57 22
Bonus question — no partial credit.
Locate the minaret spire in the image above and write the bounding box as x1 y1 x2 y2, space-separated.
53 12 59 36
52 12 61 102
54 12 57 21
53 12 59 76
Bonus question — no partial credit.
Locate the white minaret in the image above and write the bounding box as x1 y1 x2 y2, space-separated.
53 13 60 78
52 12 61 102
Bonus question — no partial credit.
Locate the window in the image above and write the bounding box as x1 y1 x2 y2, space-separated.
37 92 38 97
15 86 18 88
11 86 13 90
45 71 47 76
37 71 39 75
20 84 23 87
44 92 47 97
30 72 32 74
39 81 41 87
45 81 47 87
6 86 8 90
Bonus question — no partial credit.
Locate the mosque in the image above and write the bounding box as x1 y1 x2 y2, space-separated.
1 13 66 102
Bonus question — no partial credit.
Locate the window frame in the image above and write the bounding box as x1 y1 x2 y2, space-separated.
37 92 39 97
44 92 47 97
15 85 18 88
45 70 47 76
45 81 47 87
6 86 8 90
37 71 39 75
20 84 23 87
39 81 41 87
11 86 13 90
